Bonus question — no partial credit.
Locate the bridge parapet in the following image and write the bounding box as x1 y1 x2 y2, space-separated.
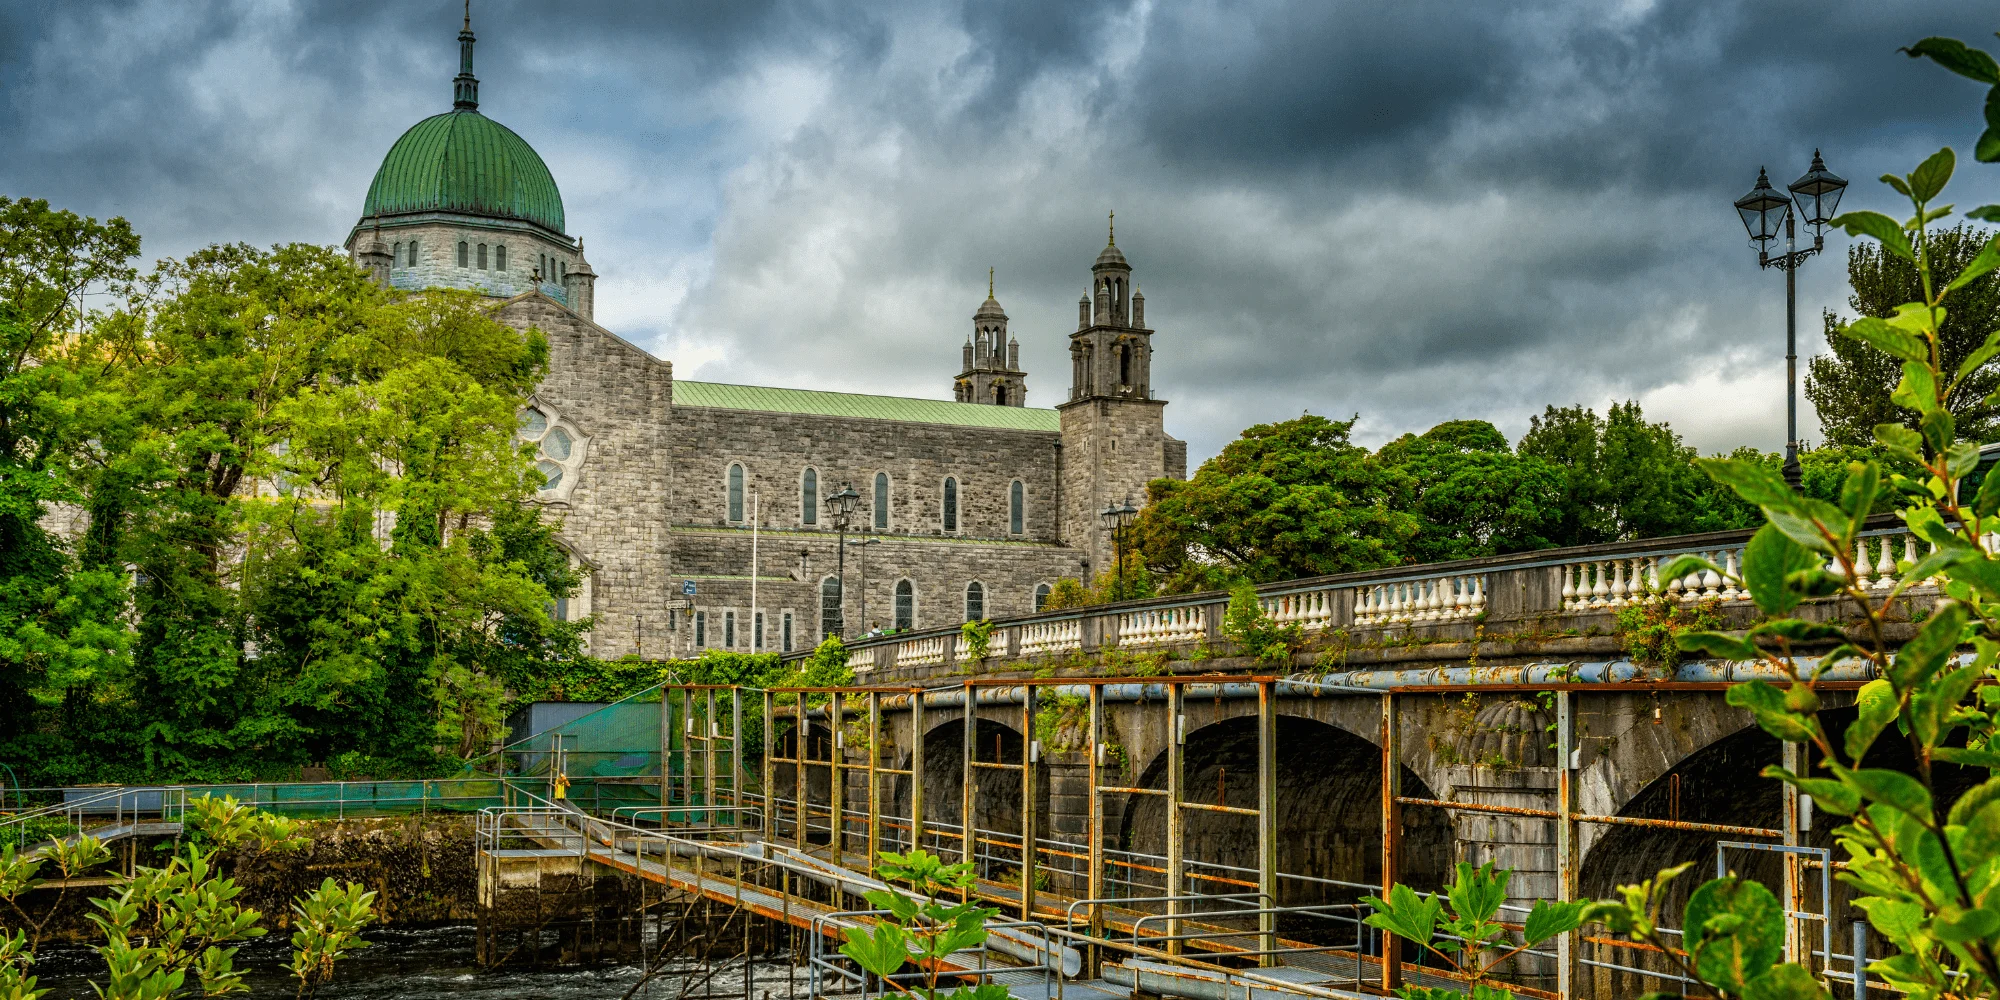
805 514 1939 681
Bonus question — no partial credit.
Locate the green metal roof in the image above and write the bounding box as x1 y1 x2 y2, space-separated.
360 110 565 235
674 381 1061 431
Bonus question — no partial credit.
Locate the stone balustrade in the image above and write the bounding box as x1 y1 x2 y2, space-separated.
897 635 949 667
1258 589 1339 630
849 646 878 673
1559 528 1939 611
1353 574 1484 625
1117 605 1208 647
1021 619 1083 656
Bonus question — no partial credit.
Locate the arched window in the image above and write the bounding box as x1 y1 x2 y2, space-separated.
994 385 1007 406
964 581 984 622
727 463 745 522
694 610 707 647
477 244 489 270
1009 480 1024 534
408 239 419 266
495 244 506 270
724 610 737 648
821 577 843 639
1119 344 1131 385
801 468 818 525
894 580 915 630
392 242 402 267
458 241 469 267
1034 583 1052 611
942 477 958 532
559 260 567 279
873 473 889 530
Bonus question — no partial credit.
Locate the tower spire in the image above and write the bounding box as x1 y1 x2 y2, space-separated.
989 267 994 297
1108 210 1115 246
453 1 480 111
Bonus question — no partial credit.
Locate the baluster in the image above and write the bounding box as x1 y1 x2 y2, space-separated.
1643 558 1661 599
1450 576 1468 618
1470 576 1486 616
1607 561 1627 607
1719 549 1742 602
1663 559 1684 603
1426 579 1444 620
1560 565 1578 610
1631 557 1651 600
1589 561 1610 609
1853 538 1875 588
1701 556 1723 599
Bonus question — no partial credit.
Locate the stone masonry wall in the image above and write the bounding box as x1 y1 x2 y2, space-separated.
1059 396 1178 572
347 216 583 302
495 294 673 659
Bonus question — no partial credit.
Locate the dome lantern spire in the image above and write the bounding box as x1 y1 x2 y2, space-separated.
453 0 479 112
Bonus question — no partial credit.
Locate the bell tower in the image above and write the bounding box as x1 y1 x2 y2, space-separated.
953 268 1028 406
1058 215 1185 571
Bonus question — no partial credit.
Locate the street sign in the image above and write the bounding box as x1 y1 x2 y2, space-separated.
682 580 697 597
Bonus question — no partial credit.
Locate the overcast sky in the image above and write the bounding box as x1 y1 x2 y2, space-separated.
7 1 2000 464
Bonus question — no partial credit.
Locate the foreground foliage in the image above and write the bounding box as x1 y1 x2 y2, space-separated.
838 849 1009 1000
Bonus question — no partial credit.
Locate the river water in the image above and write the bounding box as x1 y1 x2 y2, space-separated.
28 926 811 999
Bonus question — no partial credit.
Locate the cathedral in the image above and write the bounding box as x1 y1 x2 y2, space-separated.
344 14 1184 660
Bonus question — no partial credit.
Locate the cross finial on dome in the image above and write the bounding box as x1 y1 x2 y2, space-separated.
988 267 994 297
464 0 471 30
1108 210 1115 246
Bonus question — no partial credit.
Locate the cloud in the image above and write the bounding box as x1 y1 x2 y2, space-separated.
6 0 2000 464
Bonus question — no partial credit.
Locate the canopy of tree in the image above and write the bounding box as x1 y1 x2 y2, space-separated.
1138 406 1878 592
0 197 593 784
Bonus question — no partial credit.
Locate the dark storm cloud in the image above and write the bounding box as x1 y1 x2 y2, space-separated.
5 0 2000 462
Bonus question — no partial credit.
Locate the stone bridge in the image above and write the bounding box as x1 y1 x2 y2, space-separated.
760 515 1979 995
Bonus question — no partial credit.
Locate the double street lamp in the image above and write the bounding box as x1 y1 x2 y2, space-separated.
1734 150 1848 487
1098 498 1139 599
823 481 861 638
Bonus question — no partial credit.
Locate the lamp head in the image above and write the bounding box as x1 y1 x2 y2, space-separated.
1786 149 1847 228
1734 167 1791 244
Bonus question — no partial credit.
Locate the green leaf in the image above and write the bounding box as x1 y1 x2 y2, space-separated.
1838 461 1882 521
1847 679 1899 762
1445 861 1510 926
1875 423 1926 464
1841 766 1934 820
840 924 910 979
1728 681 1819 742
1764 504 1842 555
1677 631 1761 662
1832 211 1915 261
1908 664 1981 750
1697 458 1798 509
1910 148 1957 203
1742 962 1832 1000
1981 128 2000 165
1922 408 1956 454
1760 765 1860 816
1933 746 2000 768
1950 244 2000 296
1684 877 1784 994
1902 37 2000 84
1893 362 1942 415
1949 777 2000 827
1890 601 1966 691
1742 523 1820 616
1746 619 1846 644
1839 317 1929 362
1933 908 2000 943
1521 899 1586 946
1364 882 1443 947
1656 555 1722 590
1970 204 2000 223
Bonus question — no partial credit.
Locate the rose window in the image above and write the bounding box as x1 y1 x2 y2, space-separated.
518 403 588 501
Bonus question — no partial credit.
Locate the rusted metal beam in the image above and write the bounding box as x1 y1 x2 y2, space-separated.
910 687 926 857
830 693 845 860
1381 691 1401 992
961 679 975 899
867 690 880 875
1021 682 1038 920
1557 689 1579 1000
762 689 776 843
1087 682 1105 977
1257 679 1277 967
1167 681 1185 957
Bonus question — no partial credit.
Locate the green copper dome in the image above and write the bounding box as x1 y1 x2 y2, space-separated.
360 109 566 236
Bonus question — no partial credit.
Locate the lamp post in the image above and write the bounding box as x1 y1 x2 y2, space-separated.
847 536 880 634
1734 150 1848 488
1098 498 1139 600
824 482 861 638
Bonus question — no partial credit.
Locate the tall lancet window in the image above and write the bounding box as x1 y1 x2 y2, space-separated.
802 468 818 525
874 473 889 530
942 477 958 533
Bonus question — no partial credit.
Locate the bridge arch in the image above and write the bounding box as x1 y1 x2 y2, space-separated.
889 714 1049 864
1117 714 1451 908
772 721 835 842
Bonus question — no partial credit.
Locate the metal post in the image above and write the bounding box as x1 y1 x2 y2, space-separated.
1022 683 1038 921
1381 692 1402 992
1166 681 1184 957
1086 683 1105 973
1852 920 1868 999
912 690 926 855
1556 690 1580 1000
835 520 849 638
732 687 744 828
831 691 846 860
661 684 672 816
705 688 718 815
1782 738 1805 966
796 696 809 851
1257 680 1277 967
962 682 977 898
868 691 881 873
762 690 776 840
1783 211 1801 487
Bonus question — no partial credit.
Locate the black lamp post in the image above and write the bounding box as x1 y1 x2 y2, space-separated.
1098 498 1139 600
1734 150 1847 488
824 482 861 638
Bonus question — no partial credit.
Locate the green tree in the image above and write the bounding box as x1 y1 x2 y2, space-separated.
1138 413 1418 591
1517 401 1759 544
1377 419 1569 562
0 197 141 751
1806 224 2000 446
